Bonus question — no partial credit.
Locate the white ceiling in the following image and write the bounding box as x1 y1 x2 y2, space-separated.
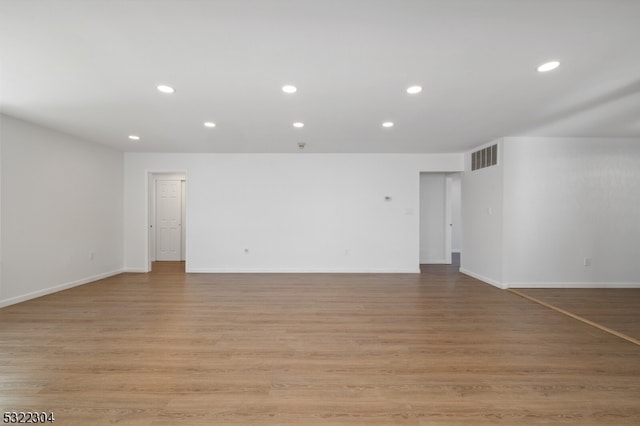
1 0 639 153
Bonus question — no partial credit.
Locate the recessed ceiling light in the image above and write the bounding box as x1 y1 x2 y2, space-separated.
382 122 394 128
282 85 297 94
407 85 422 94
537 61 560 72
293 122 304 128
128 135 140 141
204 122 216 128
157 84 175 93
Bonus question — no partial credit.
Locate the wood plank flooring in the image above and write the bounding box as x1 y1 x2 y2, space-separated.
516 288 640 341
1 262 639 425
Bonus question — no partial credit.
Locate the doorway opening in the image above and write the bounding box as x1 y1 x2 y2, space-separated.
419 172 461 269
148 173 186 272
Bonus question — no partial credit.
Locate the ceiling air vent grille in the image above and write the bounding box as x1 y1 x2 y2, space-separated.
471 144 498 171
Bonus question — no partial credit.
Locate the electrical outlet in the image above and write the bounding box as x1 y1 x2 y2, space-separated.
584 257 591 267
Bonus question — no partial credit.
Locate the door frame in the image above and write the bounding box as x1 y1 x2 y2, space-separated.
418 172 460 266
444 175 453 264
147 171 187 272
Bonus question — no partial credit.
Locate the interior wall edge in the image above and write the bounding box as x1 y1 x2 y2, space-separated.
0 269 124 308
185 268 422 274
122 267 149 273
507 282 640 289
419 259 449 265
459 268 507 289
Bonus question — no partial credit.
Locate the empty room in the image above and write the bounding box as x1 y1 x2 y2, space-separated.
1 1 639 425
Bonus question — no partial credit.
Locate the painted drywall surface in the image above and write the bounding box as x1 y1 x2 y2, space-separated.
419 173 446 263
503 137 640 287
450 173 462 252
460 139 504 288
124 153 464 273
0 115 124 306
0 115 3 300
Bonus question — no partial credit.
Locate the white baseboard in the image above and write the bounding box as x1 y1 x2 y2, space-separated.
0 269 124 308
122 267 149 273
508 281 640 289
457 273 640 289
186 267 421 274
459 268 507 289
420 259 449 264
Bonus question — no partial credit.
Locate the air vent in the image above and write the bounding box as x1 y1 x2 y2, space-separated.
471 144 498 171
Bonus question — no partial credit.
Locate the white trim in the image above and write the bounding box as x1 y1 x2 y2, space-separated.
420 259 449 264
459 268 507 289
122 267 149 273
444 175 453 264
508 281 640 289
146 170 188 273
0 269 124 308
451 249 461 253
186 268 421 274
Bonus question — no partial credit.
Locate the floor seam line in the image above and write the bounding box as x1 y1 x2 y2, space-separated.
508 289 640 347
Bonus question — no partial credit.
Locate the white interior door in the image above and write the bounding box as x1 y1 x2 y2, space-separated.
156 180 182 261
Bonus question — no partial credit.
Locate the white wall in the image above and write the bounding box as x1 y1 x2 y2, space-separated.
0 115 124 307
462 136 640 289
0 115 3 300
460 139 505 288
419 173 447 263
124 153 464 273
503 137 640 287
450 173 461 253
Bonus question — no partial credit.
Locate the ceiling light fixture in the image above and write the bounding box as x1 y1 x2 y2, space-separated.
157 84 175 93
382 122 394 128
128 135 140 141
293 122 304 128
537 61 560 72
282 85 297 94
407 85 422 94
204 122 216 128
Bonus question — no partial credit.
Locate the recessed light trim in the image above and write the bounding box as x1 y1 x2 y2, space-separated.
537 61 560 72
204 122 216 128
407 85 422 94
293 122 304 128
282 85 297 94
128 135 140 141
157 84 175 93
382 122 394 128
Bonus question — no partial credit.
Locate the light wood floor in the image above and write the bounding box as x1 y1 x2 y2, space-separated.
1 262 639 425
516 288 640 341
